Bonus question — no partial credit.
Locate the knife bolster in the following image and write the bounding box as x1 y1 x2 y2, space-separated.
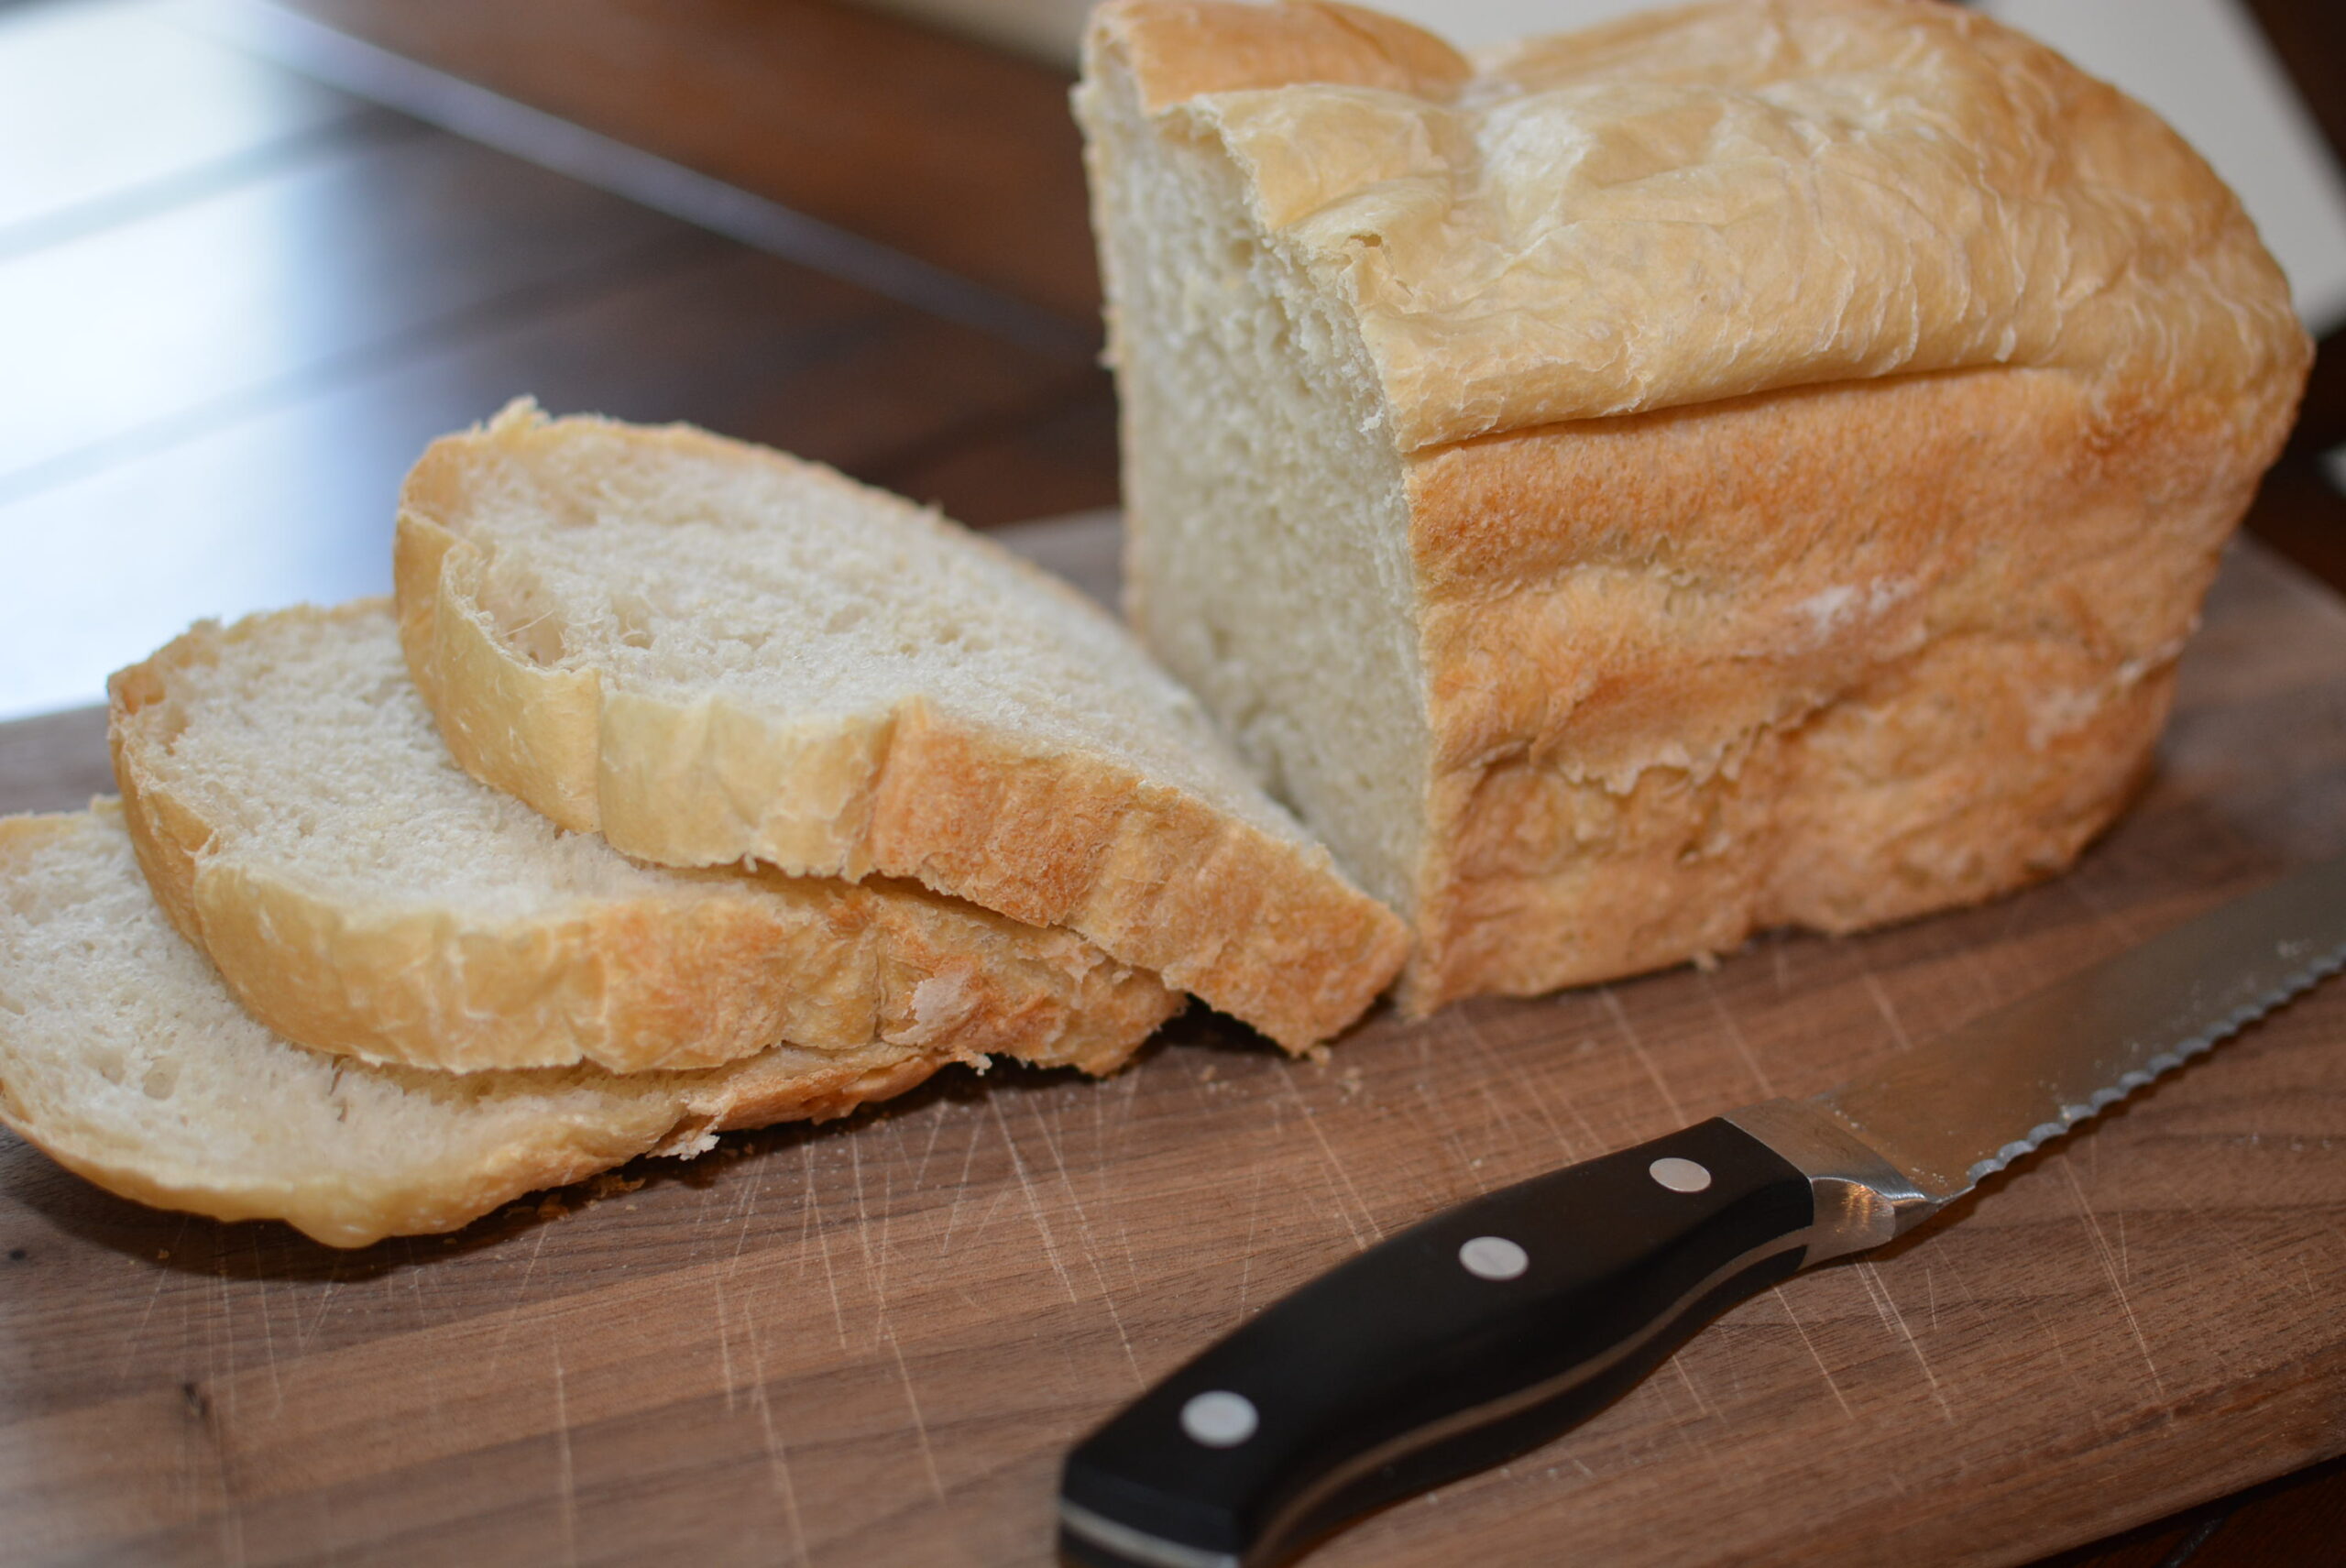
1725 1099 1939 1262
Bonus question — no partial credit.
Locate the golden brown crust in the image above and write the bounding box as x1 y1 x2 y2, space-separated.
863 701 1407 1048
1084 0 2310 1014
394 413 1409 1051
109 607 1184 1074
24 1047 952 1250
1097 0 2309 451
1091 0 1468 109
1396 366 2278 1012
0 808 998 1249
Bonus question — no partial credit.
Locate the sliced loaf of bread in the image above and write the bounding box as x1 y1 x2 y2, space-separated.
0 806 959 1248
1077 0 2308 1011
394 402 1409 1050
109 602 1182 1075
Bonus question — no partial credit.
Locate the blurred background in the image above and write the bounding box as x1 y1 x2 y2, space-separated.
0 0 2341 729
0 0 2340 1554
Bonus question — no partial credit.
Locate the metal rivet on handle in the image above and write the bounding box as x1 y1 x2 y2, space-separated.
1649 1157 1713 1193
1458 1235 1529 1280
1181 1390 1258 1448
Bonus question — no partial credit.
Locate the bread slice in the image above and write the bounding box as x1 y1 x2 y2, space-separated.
393 402 1409 1050
108 602 1181 1075
1077 0 2309 1012
0 805 967 1247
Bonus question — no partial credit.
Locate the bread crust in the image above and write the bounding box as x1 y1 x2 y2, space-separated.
1084 0 2312 1013
1096 0 1467 111
0 805 970 1247
1397 365 2284 1010
1096 0 2307 451
110 606 1183 1075
395 409 1409 1051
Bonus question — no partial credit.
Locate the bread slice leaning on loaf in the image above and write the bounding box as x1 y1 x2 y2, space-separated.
0 806 960 1248
1078 0 2312 1013
394 402 1409 1051
108 602 1180 1076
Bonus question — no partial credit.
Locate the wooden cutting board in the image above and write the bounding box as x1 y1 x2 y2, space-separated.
3 521 2343 1568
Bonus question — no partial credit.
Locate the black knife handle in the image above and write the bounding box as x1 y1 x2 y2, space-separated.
1058 1118 1814 1568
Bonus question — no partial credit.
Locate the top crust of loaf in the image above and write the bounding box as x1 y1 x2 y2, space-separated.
1103 0 1467 108
394 404 1409 1050
1086 0 2308 451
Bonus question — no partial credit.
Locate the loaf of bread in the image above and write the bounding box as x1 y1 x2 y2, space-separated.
1078 0 2311 1013
0 806 964 1247
107 602 1181 1075
394 401 1409 1049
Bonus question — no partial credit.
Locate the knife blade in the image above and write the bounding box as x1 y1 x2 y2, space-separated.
1057 852 2346 1568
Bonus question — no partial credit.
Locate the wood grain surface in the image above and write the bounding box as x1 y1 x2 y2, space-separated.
3 520 2342 1568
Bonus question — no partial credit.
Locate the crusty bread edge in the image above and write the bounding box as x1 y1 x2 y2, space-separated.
1087 0 1468 110
394 409 1409 1050
110 604 1185 1075
5 1018 950 1250
0 808 974 1248
1387 364 2291 1013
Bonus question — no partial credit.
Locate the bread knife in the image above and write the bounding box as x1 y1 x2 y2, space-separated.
1056 853 2346 1568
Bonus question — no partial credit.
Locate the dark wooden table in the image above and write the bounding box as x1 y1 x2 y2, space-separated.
1 0 2342 1561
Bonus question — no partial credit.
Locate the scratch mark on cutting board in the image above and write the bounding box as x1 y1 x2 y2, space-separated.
751 1378 812 1565
935 1113 986 1256
989 1097 1080 1303
1236 1165 1268 1321
727 1160 765 1277
488 1220 556 1380
122 1213 192 1380
849 1134 901 1346
1452 1011 1581 1162
551 1346 581 1568
400 1237 449 1436
718 1190 764 1410
1772 1287 1857 1422
1855 1262 1953 1422
1601 989 1688 1124
1697 970 1776 1097
886 1325 948 1502
1282 1069 1381 1246
1670 1359 1717 1423
806 1143 850 1350
914 1100 949 1190
1021 1097 1146 1388
209 1246 237 1429
2061 1158 2168 1403
1857 970 1916 1054
297 1266 340 1357
2023 1299 2110 1435
713 1279 738 1415
247 1234 285 1415
214 1497 249 1568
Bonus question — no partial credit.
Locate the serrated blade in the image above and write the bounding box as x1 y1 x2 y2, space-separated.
1814 852 2346 1205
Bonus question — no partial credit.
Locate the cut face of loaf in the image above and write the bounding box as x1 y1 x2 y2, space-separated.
0 806 957 1248
108 602 1181 1075
394 402 1409 1050
1079 0 2311 1012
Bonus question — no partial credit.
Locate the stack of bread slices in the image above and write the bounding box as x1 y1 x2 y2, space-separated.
0 401 1409 1247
